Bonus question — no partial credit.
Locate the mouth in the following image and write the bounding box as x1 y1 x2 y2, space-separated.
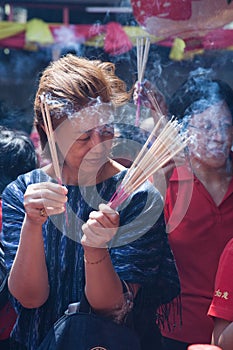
207 146 228 158
83 156 105 164
86 158 100 163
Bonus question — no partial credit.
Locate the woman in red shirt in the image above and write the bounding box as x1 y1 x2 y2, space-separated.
208 237 233 350
134 69 233 350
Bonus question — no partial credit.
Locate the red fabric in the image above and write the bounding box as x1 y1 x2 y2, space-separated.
203 29 233 50
131 0 192 24
104 22 133 56
50 23 105 43
154 28 233 51
131 0 233 45
0 199 17 340
208 238 233 322
0 21 233 54
0 31 25 49
0 301 17 340
162 165 233 343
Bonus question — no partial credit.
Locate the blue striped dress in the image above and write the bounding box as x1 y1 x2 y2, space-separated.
1 169 180 349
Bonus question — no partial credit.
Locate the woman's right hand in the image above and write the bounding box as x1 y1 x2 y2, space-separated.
81 204 119 248
23 182 68 224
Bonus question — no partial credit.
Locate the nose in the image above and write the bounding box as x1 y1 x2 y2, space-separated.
213 125 228 139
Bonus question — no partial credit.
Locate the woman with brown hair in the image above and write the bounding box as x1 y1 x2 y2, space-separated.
2 54 180 349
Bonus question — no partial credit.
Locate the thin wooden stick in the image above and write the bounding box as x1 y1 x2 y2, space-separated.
122 120 179 190
116 125 159 195
122 117 171 188
40 97 62 182
136 37 142 82
109 118 189 209
122 116 164 183
126 141 188 193
136 37 150 84
140 38 150 83
135 37 150 127
146 90 164 118
40 96 69 225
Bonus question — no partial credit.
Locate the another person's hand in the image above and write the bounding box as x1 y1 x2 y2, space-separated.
133 79 168 117
24 182 68 224
81 204 119 248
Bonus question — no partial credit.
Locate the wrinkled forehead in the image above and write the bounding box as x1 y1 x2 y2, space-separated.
40 93 115 125
57 103 115 133
183 100 232 127
72 103 115 131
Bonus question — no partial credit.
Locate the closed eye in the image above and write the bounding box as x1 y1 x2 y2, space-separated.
73 130 91 142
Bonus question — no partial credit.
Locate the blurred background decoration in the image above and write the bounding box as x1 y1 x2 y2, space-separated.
0 0 233 56
0 0 233 135
131 0 233 45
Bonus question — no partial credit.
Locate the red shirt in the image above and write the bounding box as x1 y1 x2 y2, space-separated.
208 238 233 321
0 301 17 340
162 165 233 343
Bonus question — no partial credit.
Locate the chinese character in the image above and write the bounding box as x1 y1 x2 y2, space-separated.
222 291 229 300
215 289 222 297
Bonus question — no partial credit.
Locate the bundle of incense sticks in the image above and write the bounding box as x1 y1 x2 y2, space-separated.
109 116 188 210
40 95 62 184
135 36 150 127
40 96 69 224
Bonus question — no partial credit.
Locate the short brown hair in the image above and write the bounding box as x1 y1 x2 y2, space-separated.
34 54 131 154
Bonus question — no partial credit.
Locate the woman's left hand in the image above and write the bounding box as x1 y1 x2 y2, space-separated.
81 204 119 248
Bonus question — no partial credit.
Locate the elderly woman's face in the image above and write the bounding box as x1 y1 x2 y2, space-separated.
54 104 114 171
187 101 233 168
